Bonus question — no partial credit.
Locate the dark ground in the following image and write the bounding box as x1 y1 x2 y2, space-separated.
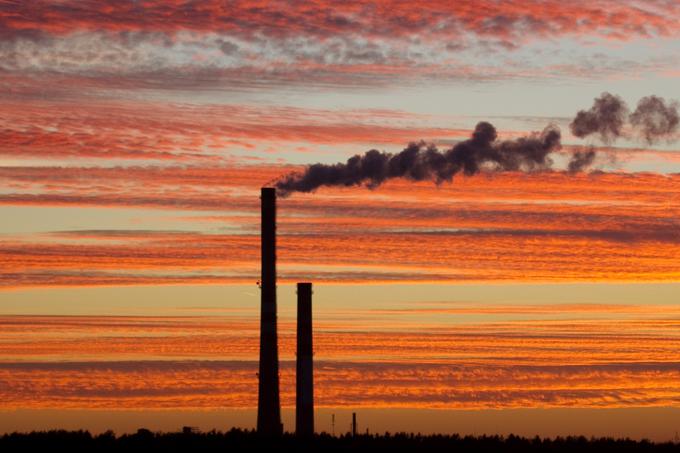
2 428 680 452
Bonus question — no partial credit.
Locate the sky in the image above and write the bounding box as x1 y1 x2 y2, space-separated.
1 0 680 440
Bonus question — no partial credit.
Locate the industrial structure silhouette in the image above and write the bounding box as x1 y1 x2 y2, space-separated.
257 187 314 437
256 187 282 436
296 282 314 437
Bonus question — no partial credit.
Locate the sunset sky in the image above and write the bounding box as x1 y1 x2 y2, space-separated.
1 0 680 440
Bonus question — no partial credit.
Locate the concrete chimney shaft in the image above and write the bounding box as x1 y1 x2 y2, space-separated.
257 187 282 436
296 282 314 437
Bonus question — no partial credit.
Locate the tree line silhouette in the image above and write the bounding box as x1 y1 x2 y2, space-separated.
1 428 679 452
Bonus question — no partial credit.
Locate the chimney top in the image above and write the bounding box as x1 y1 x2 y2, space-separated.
297 282 312 294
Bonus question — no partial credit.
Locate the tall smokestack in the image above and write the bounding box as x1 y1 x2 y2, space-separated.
257 187 282 436
296 282 314 437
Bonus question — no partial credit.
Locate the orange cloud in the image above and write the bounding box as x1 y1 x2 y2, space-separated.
2 1 676 42
1 227 679 288
0 360 678 409
2 312 679 409
3 313 680 364
1 2 678 94
1 169 679 287
0 101 474 162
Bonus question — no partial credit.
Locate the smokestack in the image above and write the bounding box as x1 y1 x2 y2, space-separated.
257 187 282 436
352 412 357 437
296 282 314 438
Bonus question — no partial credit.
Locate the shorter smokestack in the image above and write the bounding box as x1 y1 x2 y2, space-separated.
296 282 314 437
352 412 357 437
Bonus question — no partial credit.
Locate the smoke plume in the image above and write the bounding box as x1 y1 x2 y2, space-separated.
567 149 596 173
630 96 680 144
275 93 678 196
276 122 571 196
569 92 628 143
570 92 679 144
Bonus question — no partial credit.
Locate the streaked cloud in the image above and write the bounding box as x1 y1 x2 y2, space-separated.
3 1 677 41
0 168 678 287
1 359 679 409
0 100 474 162
1 307 680 409
2 1 679 93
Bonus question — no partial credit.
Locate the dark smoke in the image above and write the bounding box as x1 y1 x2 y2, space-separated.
569 92 628 143
630 95 680 144
567 149 596 173
276 122 575 196
275 92 679 196
570 93 680 144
